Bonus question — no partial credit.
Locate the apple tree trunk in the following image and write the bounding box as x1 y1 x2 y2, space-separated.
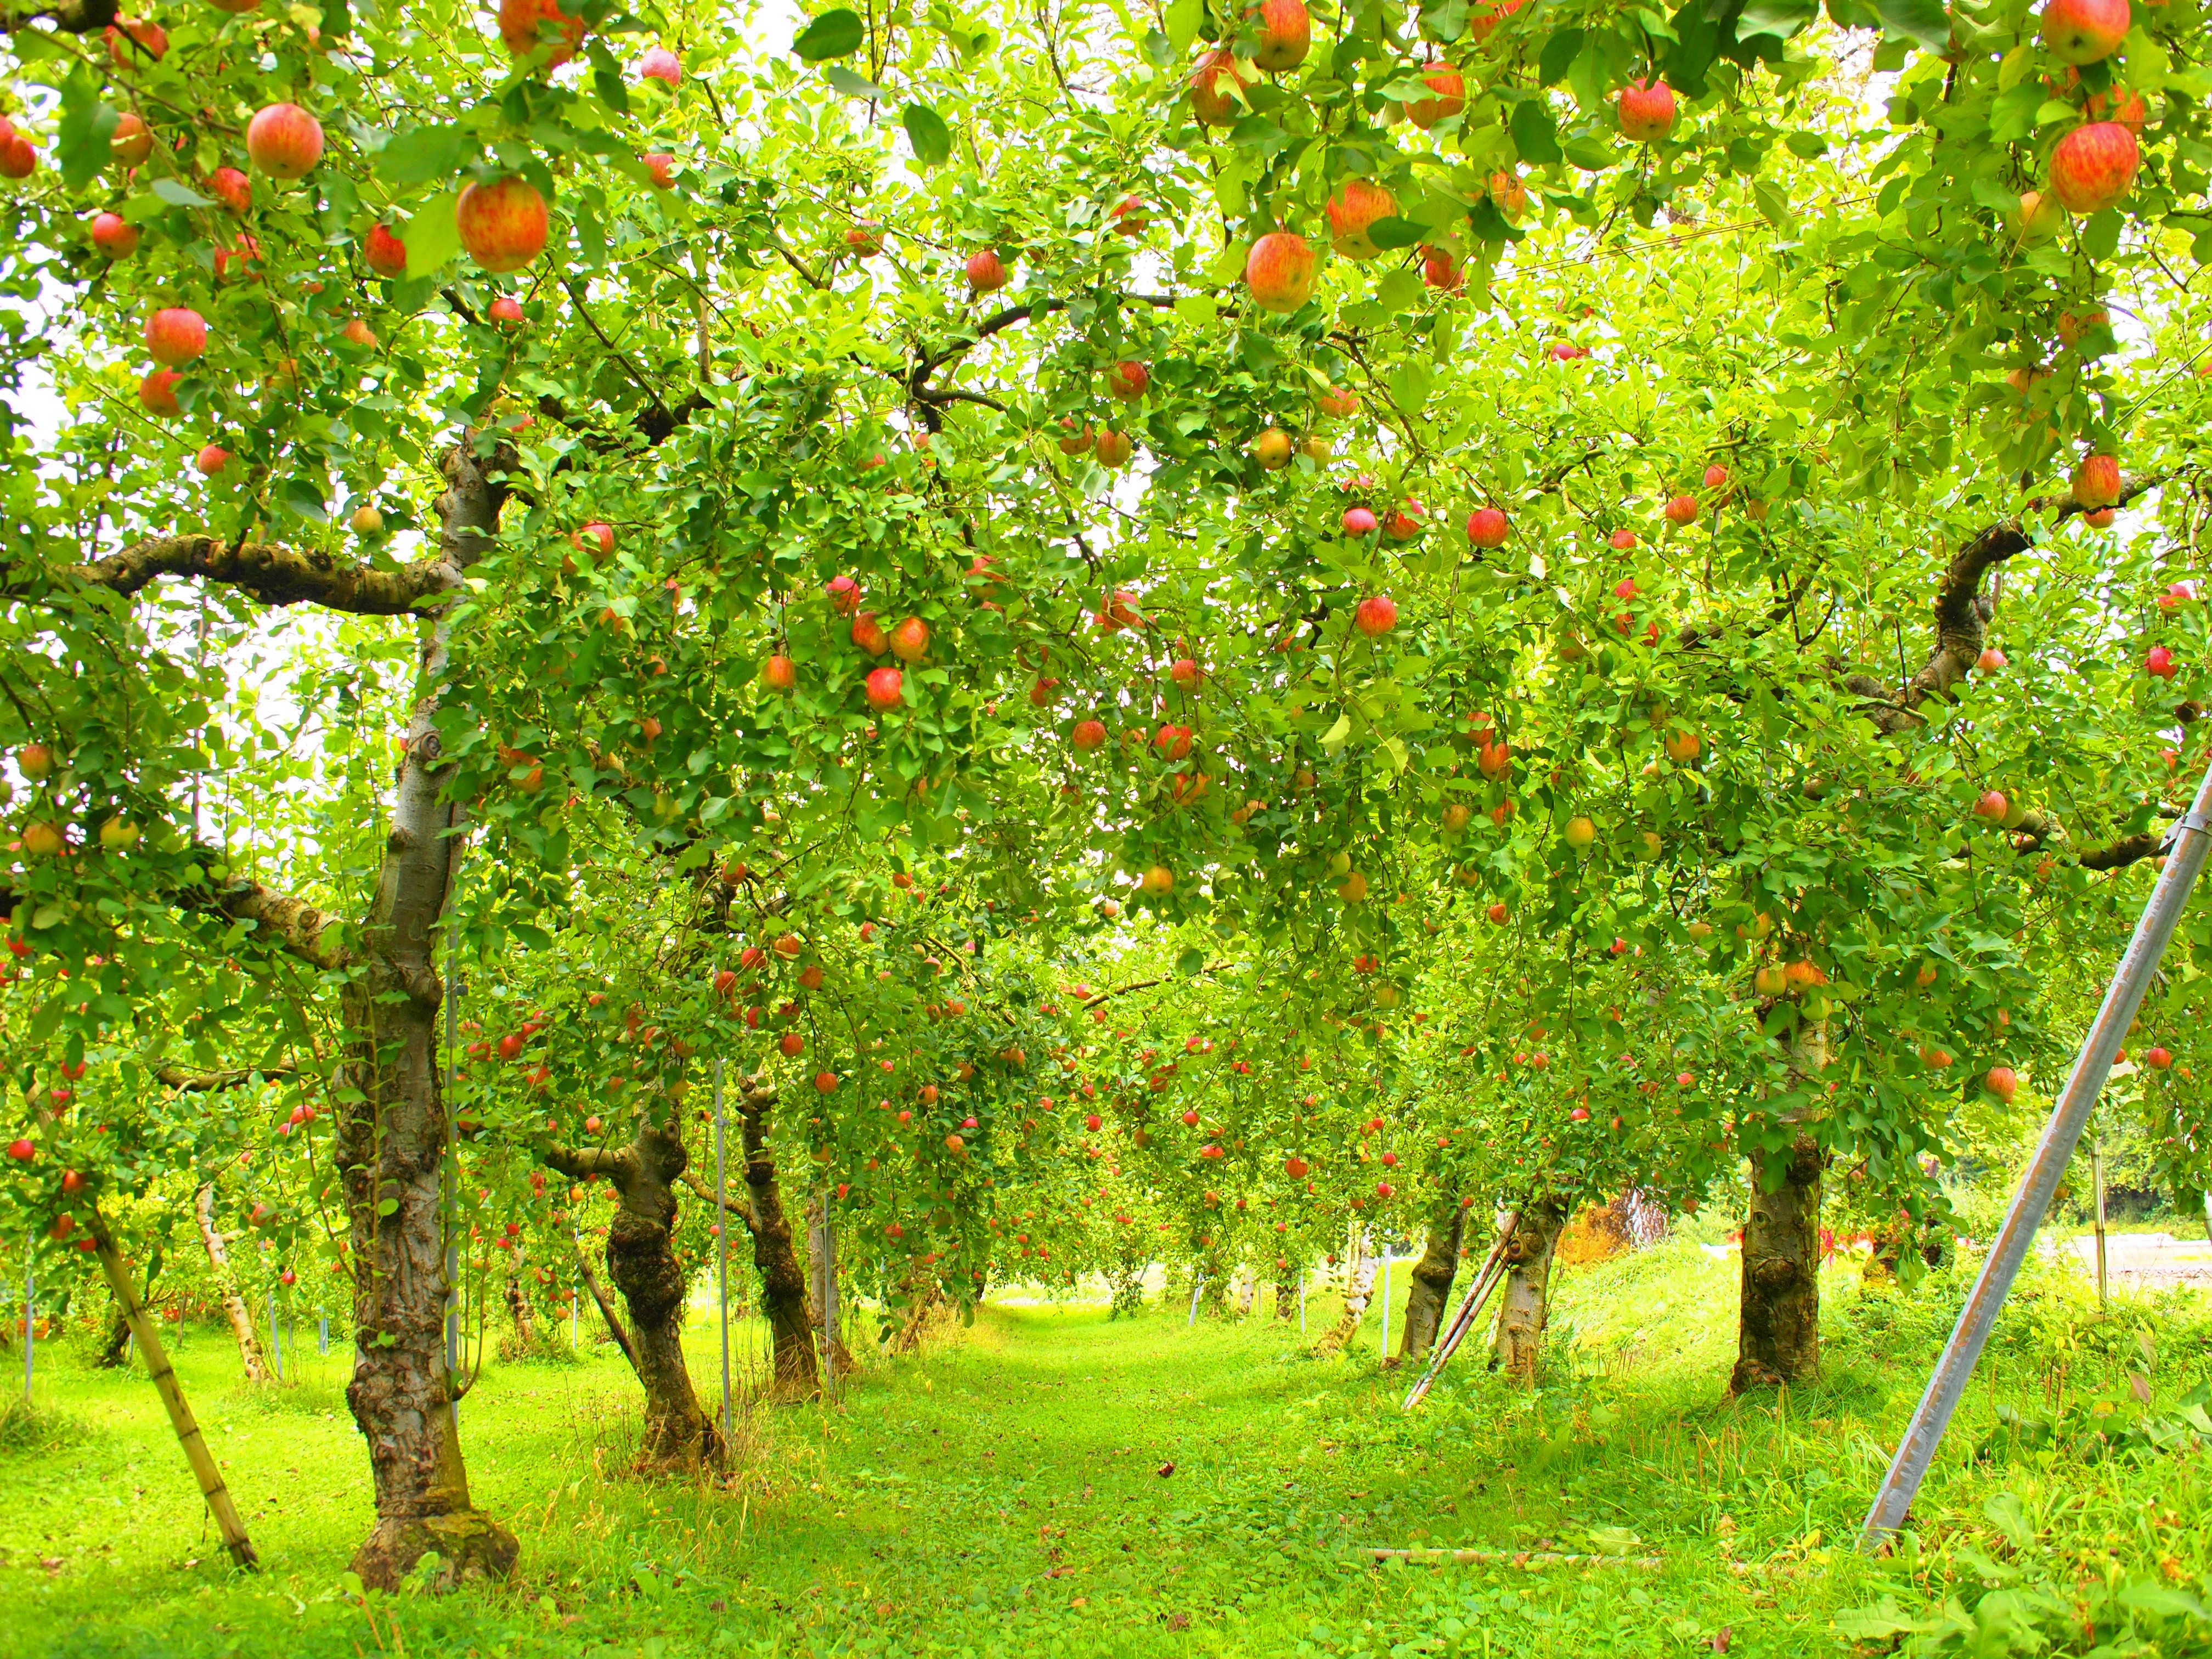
193 1183 269 1385
1274 1270 1299 1320
1398 1204 1466 1361
1730 1131 1825 1393
1489 1200 1565 1381
331 439 516 1592
736 1075 819 1396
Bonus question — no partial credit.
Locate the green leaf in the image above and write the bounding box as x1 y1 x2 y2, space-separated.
1321 713 1353 754
1783 129 1829 159
56 70 119 194
1537 26 1583 83
1509 99 1562 165
824 64 885 98
901 102 953 167
1752 178 1793 224
1175 947 1205 977
376 126 471 187
375 1197 399 1217
321 0 350 40
1164 0 1201 52
1827 0 1880 24
404 190 462 277
1359 217 1425 252
588 40 631 114
1738 0 1818 36
1376 267 1424 312
793 7 865 60
1874 0 1949 53
280 477 328 523
150 177 213 208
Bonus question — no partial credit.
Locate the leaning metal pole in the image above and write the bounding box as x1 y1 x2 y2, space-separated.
1860 754 2212 1548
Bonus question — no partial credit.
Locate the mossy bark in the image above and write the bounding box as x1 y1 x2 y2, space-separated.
736 1075 818 1396
1399 1205 1466 1361
1489 1201 1565 1381
1730 1132 1825 1393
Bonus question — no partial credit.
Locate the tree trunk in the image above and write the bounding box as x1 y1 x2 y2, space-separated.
1399 1205 1466 1361
95 1297 133 1368
193 1183 269 1384
736 1075 818 1396
1730 1131 1825 1393
331 439 516 1592
548 1114 719 1472
1489 1200 1565 1381
1311 1239 1373 1356
1274 1271 1298 1320
805 1199 856 1381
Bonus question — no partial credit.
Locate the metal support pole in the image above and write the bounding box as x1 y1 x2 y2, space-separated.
1186 1274 1204 1326
1861 755 2212 1548
268 1290 283 1381
2093 1138 2109 1311
318 1306 328 1357
444 860 461 1434
22 1244 32 1404
1299 1271 1306 1336
1378 1244 1393 1357
819 1199 837 1397
715 1058 731 1443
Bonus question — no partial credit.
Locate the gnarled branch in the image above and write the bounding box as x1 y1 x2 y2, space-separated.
156 1063 298 1092
65 535 458 614
0 0 117 31
205 880 351 972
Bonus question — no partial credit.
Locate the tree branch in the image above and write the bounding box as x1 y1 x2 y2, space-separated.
0 0 117 31
909 294 1183 409
156 1063 298 1092
206 879 351 972
544 1144 638 1185
59 535 458 614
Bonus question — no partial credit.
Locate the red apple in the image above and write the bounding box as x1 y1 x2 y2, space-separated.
89 211 138 257
138 369 181 414
364 222 408 278
642 152 676 189
1342 506 1378 536
1094 430 1133 469
1618 80 1675 141
2147 1045 2173 1069
1487 902 1508 924
1973 789 2008 821
194 443 231 476
1189 47 1254 125
4 1138 31 1162
762 653 797 691
0 126 36 178
1354 595 1397 636
1071 719 1108 751
1250 0 1310 69
888 616 930 662
780 1031 805 1057
1977 647 2007 672
826 573 861 613
2049 122 2138 213
499 0 586 65
339 318 378 349
845 220 884 255
2080 507 2114 528
1984 1065 2018 1101
865 666 904 710
206 164 249 216
851 612 888 654
1108 360 1149 400
1703 462 1729 490
2042 0 2129 64
1663 493 1697 525
1610 528 1637 550
1244 231 1317 313
1466 505 1510 548
109 112 151 166
1548 341 1587 362
457 175 549 273
1107 194 1149 235
2149 645 2179 679
246 103 324 179
105 16 167 67
145 307 207 367
2073 451 2120 507
572 521 615 559
1253 427 1293 469
1327 178 1397 261
1421 244 1462 290
639 45 681 85
490 295 526 326
1406 59 1464 129
964 249 1009 291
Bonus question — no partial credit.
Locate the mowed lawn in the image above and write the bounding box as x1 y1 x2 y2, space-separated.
3 1239 2208 1658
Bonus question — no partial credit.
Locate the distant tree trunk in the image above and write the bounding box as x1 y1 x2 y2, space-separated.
736 1075 818 1396
1399 1205 1466 1361
331 438 517 1592
547 1112 719 1471
1311 1239 1374 1356
194 1184 269 1384
95 1297 133 1368
1489 1200 1565 1380
804 1198 855 1378
1275 1268 1300 1319
501 1265 533 1351
1730 1131 1825 1393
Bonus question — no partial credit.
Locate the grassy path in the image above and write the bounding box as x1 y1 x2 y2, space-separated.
3 1243 2206 1657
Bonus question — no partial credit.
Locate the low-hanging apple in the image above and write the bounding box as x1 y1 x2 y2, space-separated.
2048 121 2138 213
864 666 904 710
1617 79 1676 142
1342 506 1378 537
458 175 550 273
1250 0 1310 70
1243 232 1316 314
1326 178 1397 261
246 103 324 179
1189 47 1254 125
639 44 681 85
1353 595 1397 636
145 307 207 367
89 212 138 257
964 249 1009 291
2041 0 2129 64
1406 60 1464 128
1466 506 1509 548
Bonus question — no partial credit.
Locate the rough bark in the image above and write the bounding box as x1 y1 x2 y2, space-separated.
1399 1205 1466 1362
735 1075 819 1396
1730 1131 1826 1393
1489 1201 1565 1381
193 1183 269 1384
573 1227 640 1372
70 534 458 614
1275 1271 1299 1320
330 437 516 1590
546 1124 720 1472
1311 1237 1373 1356
95 1298 133 1368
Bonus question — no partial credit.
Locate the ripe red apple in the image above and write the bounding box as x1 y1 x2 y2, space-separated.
1353 595 1397 636
1094 430 1134 469
572 521 615 559
0 124 36 178
108 111 150 166
1610 527 1637 550
500 0 587 65
458 175 550 273
1314 385 1361 417
5 1138 31 1162
2042 0 2129 63
965 249 1009 292
639 45 681 85
364 222 408 278
1244 231 1316 313
2049 122 2138 213
1382 501 1425 540
1070 718 1108 752
90 212 138 257
1406 59 1464 128
1973 789 2008 821
194 443 231 476
213 234 263 283
145 307 207 367
1327 178 1397 261
1189 47 1255 125
779 1031 805 1057
1253 427 1293 469
198 165 247 215
490 295 526 326
498 1031 526 1062
106 16 167 66
2073 451 2120 507
642 152 676 189
1984 1065 2018 1101
1250 0 1310 69
1977 647 2007 673
1140 864 1174 895
851 612 888 654
761 653 797 692
1342 505 1378 536
1108 360 1149 400
1618 80 1676 141
2147 1045 2174 1069
138 369 182 414
1703 462 1729 490
246 103 324 179
340 318 378 349
1106 194 1148 236
1466 506 1509 548
1487 901 1508 924
1154 723 1192 758
865 666 904 710
1663 493 1697 525
888 616 930 662
826 573 861 613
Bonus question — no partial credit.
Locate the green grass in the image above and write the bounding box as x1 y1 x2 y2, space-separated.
4 1242 2210 1658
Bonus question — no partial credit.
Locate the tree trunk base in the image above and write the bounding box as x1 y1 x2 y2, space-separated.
351 1509 519 1592
1729 1132 1824 1396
